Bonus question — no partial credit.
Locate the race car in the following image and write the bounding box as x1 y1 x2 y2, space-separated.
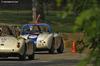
21 23 64 54
0 25 35 60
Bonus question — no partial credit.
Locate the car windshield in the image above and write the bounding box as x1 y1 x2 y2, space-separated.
0 25 20 37
22 25 49 35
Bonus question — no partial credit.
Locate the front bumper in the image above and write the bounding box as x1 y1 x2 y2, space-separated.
0 52 20 57
0 48 21 57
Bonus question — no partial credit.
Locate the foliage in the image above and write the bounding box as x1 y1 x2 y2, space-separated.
0 10 32 24
57 0 100 66
73 1 100 66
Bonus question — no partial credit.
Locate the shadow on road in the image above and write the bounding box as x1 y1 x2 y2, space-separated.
0 58 80 66
35 52 58 54
31 59 80 66
0 57 31 61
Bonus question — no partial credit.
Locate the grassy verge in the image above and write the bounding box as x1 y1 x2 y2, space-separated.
0 10 32 24
0 10 74 32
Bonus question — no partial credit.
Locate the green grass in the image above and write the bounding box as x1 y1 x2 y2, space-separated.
0 10 74 32
0 10 32 24
45 11 75 32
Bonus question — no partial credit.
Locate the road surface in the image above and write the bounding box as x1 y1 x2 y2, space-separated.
0 48 86 66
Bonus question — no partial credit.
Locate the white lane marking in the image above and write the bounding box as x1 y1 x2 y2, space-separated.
0 60 50 65
24 60 50 64
0 57 51 64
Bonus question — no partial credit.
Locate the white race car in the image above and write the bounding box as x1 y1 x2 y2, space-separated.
21 23 64 54
0 25 35 60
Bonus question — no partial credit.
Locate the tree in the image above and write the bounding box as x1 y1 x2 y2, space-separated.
73 0 100 66
56 0 100 66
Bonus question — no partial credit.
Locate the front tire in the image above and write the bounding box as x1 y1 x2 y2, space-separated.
49 38 55 54
57 38 64 53
28 53 35 60
19 44 26 60
28 45 35 60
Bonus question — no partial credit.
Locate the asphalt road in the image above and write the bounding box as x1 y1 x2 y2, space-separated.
0 48 86 66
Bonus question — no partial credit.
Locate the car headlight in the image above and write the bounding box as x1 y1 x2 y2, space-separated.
43 41 46 43
40 40 46 44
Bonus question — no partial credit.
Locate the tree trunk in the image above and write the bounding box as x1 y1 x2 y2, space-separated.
32 0 44 23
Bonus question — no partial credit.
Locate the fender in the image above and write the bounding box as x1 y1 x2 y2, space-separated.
36 33 53 49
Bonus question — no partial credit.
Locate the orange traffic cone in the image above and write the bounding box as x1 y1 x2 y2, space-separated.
71 41 76 53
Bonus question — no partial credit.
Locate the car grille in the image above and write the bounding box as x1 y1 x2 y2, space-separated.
0 52 20 57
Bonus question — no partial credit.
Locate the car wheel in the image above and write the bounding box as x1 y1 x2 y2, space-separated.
19 44 26 60
28 53 35 60
57 38 64 53
49 38 55 54
28 45 35 60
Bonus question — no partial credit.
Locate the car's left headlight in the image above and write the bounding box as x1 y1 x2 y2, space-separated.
39 40 46 46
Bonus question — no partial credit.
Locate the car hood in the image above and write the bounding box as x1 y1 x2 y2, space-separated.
20 34 38 39
37 33 53 44
20 34 38 44
0 36 18 45
28 35 38 43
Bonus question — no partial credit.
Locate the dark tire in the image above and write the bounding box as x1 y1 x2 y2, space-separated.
19 44 26 60
49 38 55 54
28 53 35 60
28 45 35 60
57 38 64 53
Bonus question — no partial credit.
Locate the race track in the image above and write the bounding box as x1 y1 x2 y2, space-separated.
0 48 86 66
